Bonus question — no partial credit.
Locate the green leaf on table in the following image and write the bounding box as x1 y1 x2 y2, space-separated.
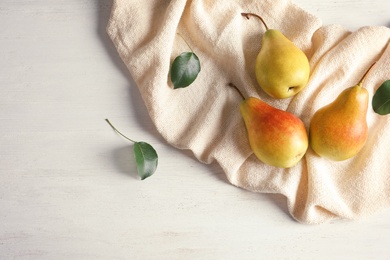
170 51 201 89
372 80 390 115
134 142 158 180
105 119 158 180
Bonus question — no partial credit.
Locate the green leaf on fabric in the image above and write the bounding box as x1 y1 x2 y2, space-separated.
170 52 201 89
372 80 390 115
134 142 158 180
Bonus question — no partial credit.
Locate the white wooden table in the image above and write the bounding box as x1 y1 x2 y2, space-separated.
1 1 389 259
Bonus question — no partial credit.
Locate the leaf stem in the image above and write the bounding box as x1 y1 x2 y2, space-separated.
105 119 136 143
358 62 377 86
229 83 245 100
241 12 269 31
177 33 193 53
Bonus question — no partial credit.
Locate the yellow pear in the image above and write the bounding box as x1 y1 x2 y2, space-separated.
242 13 310 99
230 84 308 168
309 63 376 161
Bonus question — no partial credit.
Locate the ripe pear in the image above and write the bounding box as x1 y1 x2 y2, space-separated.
230 84 308 168
309 63 376 161
242 13 310 99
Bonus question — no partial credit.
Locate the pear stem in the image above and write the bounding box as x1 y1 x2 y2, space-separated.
241 12 269 31
358 62 376 86
229 83 245 100
105 119 136 143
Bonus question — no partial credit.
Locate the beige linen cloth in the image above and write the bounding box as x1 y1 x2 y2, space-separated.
107 0 390 224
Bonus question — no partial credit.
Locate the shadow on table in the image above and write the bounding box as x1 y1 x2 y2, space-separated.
95 1 130 83
111 145 140 180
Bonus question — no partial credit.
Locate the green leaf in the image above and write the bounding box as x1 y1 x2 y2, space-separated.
105 119 159 180
170 52 201 89
134 142 158 180
372 80 390 115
